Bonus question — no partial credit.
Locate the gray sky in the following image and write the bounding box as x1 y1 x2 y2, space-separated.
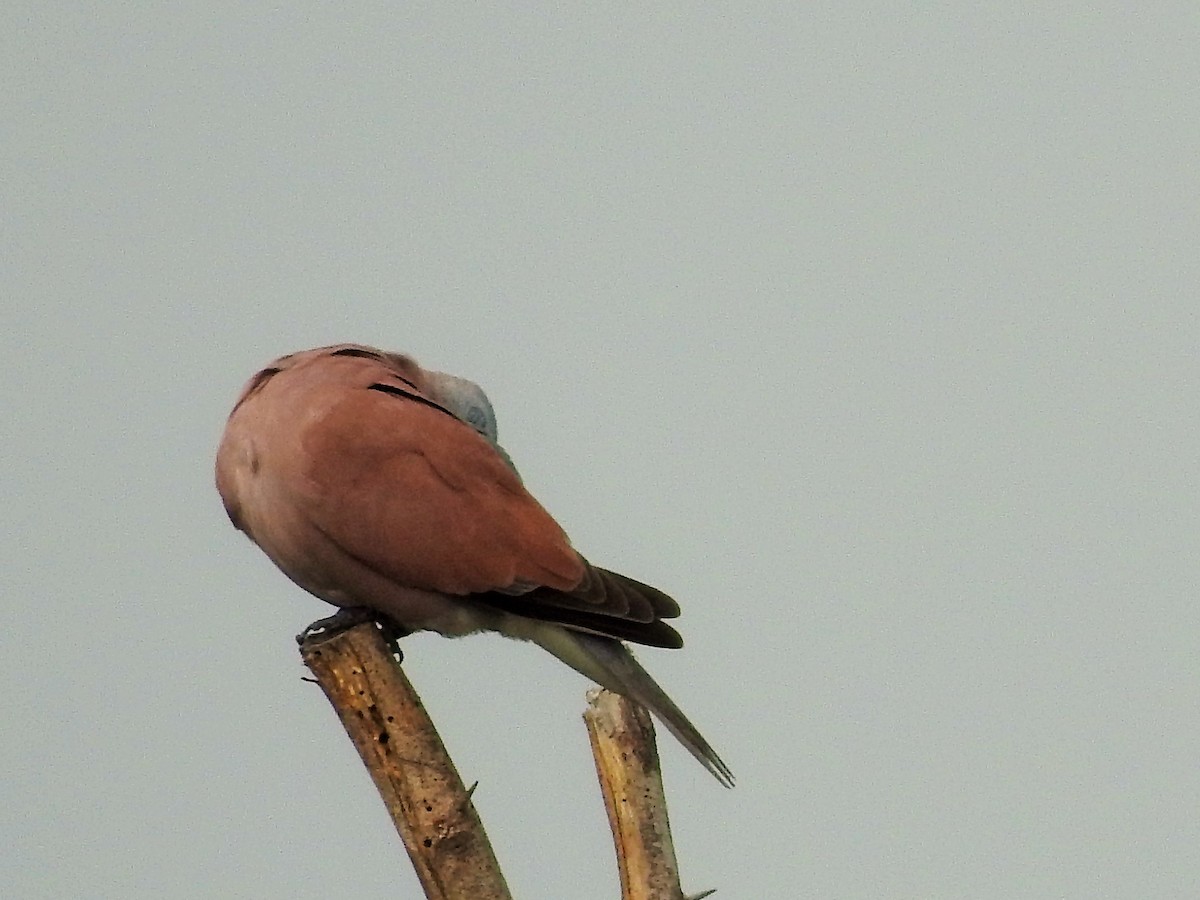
4 4 1198 898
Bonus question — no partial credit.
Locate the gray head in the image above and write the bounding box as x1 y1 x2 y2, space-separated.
425 369 521 477
425 370 498 440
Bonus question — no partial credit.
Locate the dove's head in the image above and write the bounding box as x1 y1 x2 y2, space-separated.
422 369 498 444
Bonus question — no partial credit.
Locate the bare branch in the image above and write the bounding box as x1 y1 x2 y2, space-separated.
299 621 511 900
585 689 715 900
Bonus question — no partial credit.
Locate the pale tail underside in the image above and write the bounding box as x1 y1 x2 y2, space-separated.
530 626 735 787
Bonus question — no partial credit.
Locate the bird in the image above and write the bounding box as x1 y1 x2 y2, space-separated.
215 343 732 787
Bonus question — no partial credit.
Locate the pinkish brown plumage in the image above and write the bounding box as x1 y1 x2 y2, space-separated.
216 343 732 786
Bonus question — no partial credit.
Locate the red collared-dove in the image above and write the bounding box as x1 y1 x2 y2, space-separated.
215 344 732 786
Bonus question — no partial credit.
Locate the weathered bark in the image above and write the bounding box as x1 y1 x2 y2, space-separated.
299 621 511 900
585 689 715 900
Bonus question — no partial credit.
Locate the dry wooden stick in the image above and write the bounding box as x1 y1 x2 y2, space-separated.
584 689 717 900
298 620 512 900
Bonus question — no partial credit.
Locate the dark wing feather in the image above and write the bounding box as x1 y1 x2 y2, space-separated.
297 347 688 648
476 561 685 649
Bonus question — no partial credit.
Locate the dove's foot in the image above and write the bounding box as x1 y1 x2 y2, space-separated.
297 606 375 642
296 607 411 661
377 615 412 659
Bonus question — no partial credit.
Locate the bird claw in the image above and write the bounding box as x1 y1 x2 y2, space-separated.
296 608 411 661
377 616 411 660
296 606 375 643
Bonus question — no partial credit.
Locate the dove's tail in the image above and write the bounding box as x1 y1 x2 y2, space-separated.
530 626 735 787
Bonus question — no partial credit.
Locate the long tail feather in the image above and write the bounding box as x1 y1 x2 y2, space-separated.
530 626 734 787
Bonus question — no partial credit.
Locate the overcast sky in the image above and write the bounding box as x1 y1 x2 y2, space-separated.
4 4 1198 898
